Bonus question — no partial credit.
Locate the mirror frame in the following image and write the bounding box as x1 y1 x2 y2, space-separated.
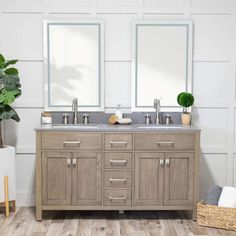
131 20 193 112
43 19 104 111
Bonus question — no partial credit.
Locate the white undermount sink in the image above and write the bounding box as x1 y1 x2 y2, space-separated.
137 125 183 129
52 124 99 129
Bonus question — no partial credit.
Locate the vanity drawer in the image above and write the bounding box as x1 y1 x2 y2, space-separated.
104 153 132 169
134 133 195 150
104 134 132 151
103 189 131 206
42 132 102 150
104 171 132 188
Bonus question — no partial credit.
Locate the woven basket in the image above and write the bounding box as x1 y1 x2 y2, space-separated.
197 201 236 231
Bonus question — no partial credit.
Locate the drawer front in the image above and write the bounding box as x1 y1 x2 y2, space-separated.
105 134 133 151
103 189 131 206
104 171 132 188
104 153 132 169
42 132 102 150
134 133 195 150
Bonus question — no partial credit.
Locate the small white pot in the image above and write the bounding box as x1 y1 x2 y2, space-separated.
181 113 191 126
0 146 16 202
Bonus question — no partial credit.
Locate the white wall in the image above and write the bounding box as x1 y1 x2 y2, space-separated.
1 0 236 206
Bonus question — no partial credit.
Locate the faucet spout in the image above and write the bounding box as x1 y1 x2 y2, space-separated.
154 98 161 125
72 98 78 124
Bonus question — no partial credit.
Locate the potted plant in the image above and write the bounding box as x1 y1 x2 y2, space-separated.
177 92 194 125
0 53 21 206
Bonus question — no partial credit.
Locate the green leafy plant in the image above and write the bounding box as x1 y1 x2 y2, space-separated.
177 92 194 113
0 53 21 148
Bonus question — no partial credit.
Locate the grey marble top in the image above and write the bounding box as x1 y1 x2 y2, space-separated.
35 124 201 132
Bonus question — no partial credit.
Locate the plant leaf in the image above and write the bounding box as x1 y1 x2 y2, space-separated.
4 60 18 68
4 67 19 76
0 105 20 122
2 74 21 91
0 54 5 64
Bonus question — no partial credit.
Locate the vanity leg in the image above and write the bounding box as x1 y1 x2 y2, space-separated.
36 207 42 221
119 210 124 214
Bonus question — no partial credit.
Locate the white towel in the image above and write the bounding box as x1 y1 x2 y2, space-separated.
218 186 236 208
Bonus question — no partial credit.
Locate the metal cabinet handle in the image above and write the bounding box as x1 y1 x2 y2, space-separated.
72 158 77 167
160 159 164 167
63 141 81 145
156 141 174 145
110 160 127 165
109 178 127 182
165 159 170 167
67 158 71 167
109 196 127 201
110 141 128 146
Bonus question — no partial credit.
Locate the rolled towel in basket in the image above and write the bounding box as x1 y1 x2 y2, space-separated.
218 186 236 208
205 185 222 205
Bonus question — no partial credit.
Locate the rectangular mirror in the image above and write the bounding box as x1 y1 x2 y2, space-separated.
132 20 193 111
44 20 104 111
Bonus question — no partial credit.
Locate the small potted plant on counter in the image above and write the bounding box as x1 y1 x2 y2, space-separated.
0 53 21 213
177 92 194 126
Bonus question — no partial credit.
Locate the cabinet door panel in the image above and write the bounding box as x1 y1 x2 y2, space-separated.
42 152 71 205
73 152 102 206
164 153 194 206
134 153 164 205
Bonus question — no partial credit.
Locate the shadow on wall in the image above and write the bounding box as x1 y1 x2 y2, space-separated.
199 153 215 200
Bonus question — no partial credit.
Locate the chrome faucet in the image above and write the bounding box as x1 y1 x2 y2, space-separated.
154 98 161 125
72 98 78 124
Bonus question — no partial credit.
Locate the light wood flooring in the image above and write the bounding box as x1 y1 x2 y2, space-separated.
0 208 236 236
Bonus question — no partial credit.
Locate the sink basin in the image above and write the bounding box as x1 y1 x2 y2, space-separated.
137 125 183 129
52 124 99 129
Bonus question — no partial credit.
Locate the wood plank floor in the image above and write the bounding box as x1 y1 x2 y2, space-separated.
0 208 236 236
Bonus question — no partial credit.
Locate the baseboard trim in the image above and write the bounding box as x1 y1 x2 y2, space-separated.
16 192 35 206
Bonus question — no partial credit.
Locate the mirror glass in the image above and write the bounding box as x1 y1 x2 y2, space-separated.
132 20 192 111
44 20 104 111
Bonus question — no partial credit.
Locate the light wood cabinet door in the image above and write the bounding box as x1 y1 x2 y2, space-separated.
42 152 72 205
134 153 164 206
164 153 194 206
72 152 102 206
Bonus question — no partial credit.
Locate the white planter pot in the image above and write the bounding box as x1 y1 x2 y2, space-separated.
0 146 16 202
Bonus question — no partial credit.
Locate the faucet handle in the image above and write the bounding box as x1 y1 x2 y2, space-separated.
165 114 171 125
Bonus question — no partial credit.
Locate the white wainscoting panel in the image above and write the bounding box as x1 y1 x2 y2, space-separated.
2 0 44 13
191 14 234 61
200 154 227 199
4 109 43 154
0 13 43 60
98 13 138 61
105 62 131 108
193 108 229 152
143 0 188 8
191 0 233 8
97 0 138 8
193 62 234 107
14 61 44 108
47 0 92 13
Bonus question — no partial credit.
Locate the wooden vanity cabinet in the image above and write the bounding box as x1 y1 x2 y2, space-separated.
36 130 200 221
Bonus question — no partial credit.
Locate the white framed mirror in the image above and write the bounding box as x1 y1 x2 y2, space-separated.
43 19 104 111
132 20 193 111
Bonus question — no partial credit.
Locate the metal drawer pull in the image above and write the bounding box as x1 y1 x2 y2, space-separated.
72 158 77 166
67 158 71 167
157 141 174 145
109 178 127 182
165 159 170 167
110 160 127 165
63 141 81 145
109 196 127 201
160 159 164 167
110 141 128 146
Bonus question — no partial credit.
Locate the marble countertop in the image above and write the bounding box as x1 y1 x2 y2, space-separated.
35 124 200 132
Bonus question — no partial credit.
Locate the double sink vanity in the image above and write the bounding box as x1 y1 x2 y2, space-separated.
35 124 200 221
35 18 200 221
